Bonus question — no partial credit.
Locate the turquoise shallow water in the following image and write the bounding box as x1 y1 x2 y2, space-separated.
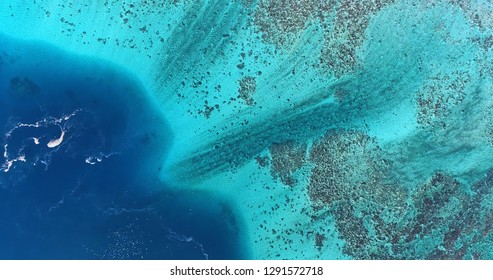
1 0 493 259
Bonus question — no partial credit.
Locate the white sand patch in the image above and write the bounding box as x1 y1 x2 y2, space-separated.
47 130 65 148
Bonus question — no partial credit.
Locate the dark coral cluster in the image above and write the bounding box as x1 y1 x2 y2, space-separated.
416 71 470 129
259 128 493 259
449 0 493 31
385 172 493 259
238 76 257 106
268 140 307 187
305 129 493 259
307 129 406 258
319 0 394 77
253 0 394 77
253 0 333 47
10 76 40 96
308 130 394 205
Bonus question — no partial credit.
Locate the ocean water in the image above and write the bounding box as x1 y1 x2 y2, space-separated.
0 35 241 259
1 0 493 260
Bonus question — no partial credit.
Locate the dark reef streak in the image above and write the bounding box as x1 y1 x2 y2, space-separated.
168 61 424 183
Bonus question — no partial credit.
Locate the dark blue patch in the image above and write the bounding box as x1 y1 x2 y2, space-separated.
0 35 242 260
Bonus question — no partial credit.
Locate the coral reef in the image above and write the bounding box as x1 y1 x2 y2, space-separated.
253 0 395 76
269 140 307 187
238 76 257 106
305 129 493 259
416 72 471 129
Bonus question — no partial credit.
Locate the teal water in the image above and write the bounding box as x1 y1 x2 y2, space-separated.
1 0 493 259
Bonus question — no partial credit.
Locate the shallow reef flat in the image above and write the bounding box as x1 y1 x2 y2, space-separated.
1 0 493 259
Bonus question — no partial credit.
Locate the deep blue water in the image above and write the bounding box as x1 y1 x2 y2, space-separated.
0 35 241 259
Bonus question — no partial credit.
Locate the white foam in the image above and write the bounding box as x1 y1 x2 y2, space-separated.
7 121 43 137
1 154 26 173
84 152 119 165
3 144 8 158
166 228 209 260
1 97 80 173
85 158 97 165
47 196 65 212
1 144 11 172
2 161 12 173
